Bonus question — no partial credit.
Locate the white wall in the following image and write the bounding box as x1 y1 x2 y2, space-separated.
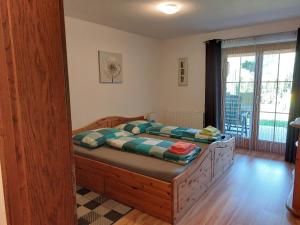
158 18 300 128
0 165 7 225
65 16 300 129
65 17 161 129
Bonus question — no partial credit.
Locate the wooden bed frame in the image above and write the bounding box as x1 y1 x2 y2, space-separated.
73 116 235 224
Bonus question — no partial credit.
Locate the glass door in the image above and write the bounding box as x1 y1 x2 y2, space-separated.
224 53 256 148
257 50 296 152
223 45 296 154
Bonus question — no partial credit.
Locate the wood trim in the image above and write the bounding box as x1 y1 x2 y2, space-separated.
72 116 145 134
0 0 76 224
0 1 28 223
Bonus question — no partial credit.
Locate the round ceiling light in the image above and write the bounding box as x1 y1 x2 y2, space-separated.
157 3 181 15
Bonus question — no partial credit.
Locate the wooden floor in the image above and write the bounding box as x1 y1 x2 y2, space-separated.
115 150 300 225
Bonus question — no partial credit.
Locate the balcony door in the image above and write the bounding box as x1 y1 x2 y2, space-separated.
222 43 296 154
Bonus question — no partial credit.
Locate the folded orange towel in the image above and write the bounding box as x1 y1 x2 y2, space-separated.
169 141 197 155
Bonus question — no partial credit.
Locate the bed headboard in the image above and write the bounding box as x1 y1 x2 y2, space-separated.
72 116 145 134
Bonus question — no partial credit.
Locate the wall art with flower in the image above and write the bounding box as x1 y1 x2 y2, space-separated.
98 51 123 83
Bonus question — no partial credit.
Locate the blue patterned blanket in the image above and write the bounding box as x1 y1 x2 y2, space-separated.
146 125 222 144
106 136 201 165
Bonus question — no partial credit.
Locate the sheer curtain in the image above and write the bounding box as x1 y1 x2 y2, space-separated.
221 46 258 150
221 39 296 154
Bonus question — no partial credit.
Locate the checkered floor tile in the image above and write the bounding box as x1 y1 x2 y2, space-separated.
76 186 132 225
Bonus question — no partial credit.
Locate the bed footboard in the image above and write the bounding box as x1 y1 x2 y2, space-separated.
210 137 235 182
172 137 235 224
172 149 213 224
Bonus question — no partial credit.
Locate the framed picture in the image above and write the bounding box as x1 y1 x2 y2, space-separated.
98 51 123 83
178 57 188 86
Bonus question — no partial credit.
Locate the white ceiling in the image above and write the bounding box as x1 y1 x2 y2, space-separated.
63 0 300 39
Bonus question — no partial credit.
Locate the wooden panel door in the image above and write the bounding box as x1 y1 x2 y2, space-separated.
0 0 76 224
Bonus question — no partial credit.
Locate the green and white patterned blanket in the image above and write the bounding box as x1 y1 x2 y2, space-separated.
73 128 133 148
106 136 201 165
146 124 221 144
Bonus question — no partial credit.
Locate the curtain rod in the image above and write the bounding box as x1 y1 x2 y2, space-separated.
204 39 222 44
221 30 298 48
204 30 298 44
223 30 297 42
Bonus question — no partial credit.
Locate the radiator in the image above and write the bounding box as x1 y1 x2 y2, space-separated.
149 111 203 129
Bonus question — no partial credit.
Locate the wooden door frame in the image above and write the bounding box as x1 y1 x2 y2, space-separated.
0 0 76 224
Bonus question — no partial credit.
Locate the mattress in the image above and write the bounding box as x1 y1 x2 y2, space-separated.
74 133 209 182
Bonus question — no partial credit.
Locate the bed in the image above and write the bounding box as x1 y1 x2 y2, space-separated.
73 116 235 224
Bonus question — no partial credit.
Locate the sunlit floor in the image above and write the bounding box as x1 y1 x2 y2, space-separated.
115 150 300 225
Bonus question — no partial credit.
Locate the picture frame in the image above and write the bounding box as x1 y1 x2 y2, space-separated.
98 51 123 83
178 57 188 86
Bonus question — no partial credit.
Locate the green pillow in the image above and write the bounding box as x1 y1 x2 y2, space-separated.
115 120 153 134
73 128 133 149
